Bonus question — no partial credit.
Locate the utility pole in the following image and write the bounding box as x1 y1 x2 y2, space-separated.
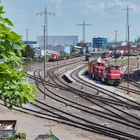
77 20 91 43
37 7 55 46
25 29 29 46
114 30 118 65
37 7 55 99
115 30 118 46
42 25 46 99
25 29 30 70
124 5 133 94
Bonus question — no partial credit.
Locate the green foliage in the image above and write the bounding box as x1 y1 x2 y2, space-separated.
41 54 50 62
45 54 51 61
134 37 140 44
0 6 35 109
70 47 77 56
106 44 112 50
21 45 35 59
8 132 26 140
59 51 68 57
48 129 55 140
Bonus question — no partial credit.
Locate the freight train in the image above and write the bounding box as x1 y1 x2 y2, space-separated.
88 61 122 86
48 54 67 62
48 53 81 62
48 54 59 61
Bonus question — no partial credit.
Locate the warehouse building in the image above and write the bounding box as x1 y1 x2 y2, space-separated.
92 37 107 49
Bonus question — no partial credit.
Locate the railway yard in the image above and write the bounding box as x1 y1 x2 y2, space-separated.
1 56 140 140
2 1 140 139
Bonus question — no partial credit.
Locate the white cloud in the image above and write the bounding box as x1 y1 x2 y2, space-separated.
87 2 106 13
108 0 139 11
87 0 140 13
50 0 62 4
49 0 62 10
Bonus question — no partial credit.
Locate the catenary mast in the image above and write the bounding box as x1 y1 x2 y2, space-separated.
77 20 91 43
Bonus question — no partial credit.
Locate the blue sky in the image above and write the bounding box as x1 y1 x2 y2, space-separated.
2 0 140 42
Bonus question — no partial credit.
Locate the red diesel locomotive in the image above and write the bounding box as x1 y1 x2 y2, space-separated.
88 61 122 86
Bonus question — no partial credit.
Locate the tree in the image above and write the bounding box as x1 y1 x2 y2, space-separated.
21 44 35 59
44 53 50 62
70 47 77 56
8 132 26 140
0 6 35 109
48 129 55 140
134 37 140 44
106 44 112 50
59 50 68 57
77 42 87 48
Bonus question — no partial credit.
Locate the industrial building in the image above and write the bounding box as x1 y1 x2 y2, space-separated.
23 41 37 45
92 37 107 49
37 35 78 49
36 35 78 57
22 36 78 57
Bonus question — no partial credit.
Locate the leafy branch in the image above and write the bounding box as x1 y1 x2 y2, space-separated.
0 6 36 109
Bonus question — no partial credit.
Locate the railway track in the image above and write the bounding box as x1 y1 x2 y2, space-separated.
117 65 140 95
30 62 140 139
2 57 140 139
71 66 140 107
26 71 140 139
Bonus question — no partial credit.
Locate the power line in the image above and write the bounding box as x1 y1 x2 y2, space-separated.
77 20 91 43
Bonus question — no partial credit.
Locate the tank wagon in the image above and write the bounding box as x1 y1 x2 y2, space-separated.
88 61 122 86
